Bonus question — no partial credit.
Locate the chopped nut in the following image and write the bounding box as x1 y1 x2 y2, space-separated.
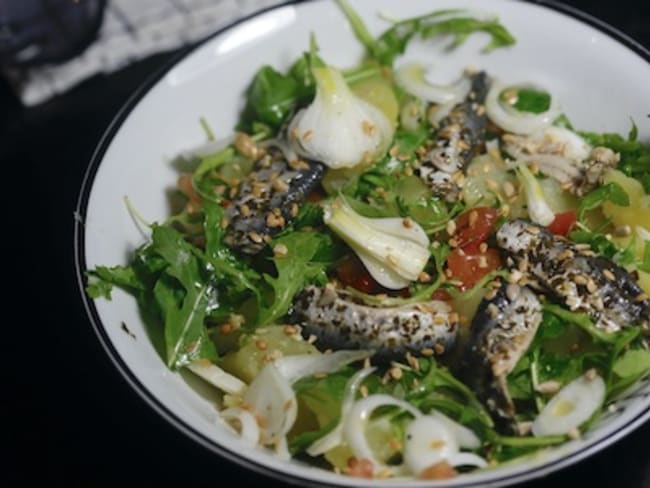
273 243 289 257
536 380 562 394
389 366 403 380
255 339 268 351
446 219 457 235
219 323 233 335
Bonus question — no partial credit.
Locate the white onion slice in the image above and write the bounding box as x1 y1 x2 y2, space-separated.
429 411 481 449
307 367 377 456
486 81 560 135
220 407 260 447
403 415 487 475
447 452 488 468
243 364 297 445
403 415 458 474
186 361 246 395
532 373 605 437
395 63 471 105
274 350 371 385
344 394 421 473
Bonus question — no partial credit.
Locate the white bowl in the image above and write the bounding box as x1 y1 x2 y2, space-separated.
75 0 650 486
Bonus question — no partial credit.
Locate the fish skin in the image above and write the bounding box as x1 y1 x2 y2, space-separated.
459 281 542 420
497 219 650 333
416 71 490 201
224 147 324 254
292 284 458 361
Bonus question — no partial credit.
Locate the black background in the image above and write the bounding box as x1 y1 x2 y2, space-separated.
4 1 650 486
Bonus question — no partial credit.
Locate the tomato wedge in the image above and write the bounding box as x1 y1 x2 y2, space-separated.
547 210 577 236
454 207 499 252
446 248 502 290
336 256 383 294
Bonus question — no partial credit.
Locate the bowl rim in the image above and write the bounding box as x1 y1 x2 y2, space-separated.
74 1 650 487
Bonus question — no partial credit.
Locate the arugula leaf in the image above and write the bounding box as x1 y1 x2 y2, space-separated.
258 231 329 325
581 126 650 193
203 200 262 304
86 265 144 299
543 304 620 344
578 182 630 221
149 225 218 369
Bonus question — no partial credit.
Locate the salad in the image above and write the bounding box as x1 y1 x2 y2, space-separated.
86 0 650 481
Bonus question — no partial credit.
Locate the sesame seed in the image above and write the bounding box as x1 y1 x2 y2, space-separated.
361 120 376 136
603 269 616 281
307 334 317 344
479 242 488 254
584 368 597 381
433 315 447 325
502 181 516 197
283 325 297 335
478 256 488 268
433 343 445 355
389 367 403 380
220 217 229 229
302 130 314 141
220 323 233 334
448 238 459 248
421 348 434 357
256 339 268 351
360 385 369 398
403 217 413 228
508 269 523 283
586 280 598 293
386 254 399 266
614 224 632 237
418 271 432 283
536 380 561 394
446 219 457 235
573 275 588 285
273 243 288 257
248 231 263 243
272 179 289 192
567 428 581 440
635 293 649 302
485 178 499 191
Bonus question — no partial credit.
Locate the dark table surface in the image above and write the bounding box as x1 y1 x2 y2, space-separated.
5 1 650 486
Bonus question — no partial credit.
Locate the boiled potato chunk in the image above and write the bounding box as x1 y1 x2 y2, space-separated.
602 170 650 230
220 325 318 383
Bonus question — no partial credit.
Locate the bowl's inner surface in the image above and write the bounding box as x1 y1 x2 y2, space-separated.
80 0 650 486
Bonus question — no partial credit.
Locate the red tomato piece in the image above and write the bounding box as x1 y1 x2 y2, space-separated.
446 248 502 290
336 256 382 294
547 210 577 236
454 207 499 252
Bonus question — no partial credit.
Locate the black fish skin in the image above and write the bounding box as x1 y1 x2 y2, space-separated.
292 284 458 361
459 281 542 421
416 71 490 201
497 219 650 334
224 147 324 254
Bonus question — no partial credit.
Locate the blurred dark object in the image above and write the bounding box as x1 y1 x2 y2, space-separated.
0 0 106 68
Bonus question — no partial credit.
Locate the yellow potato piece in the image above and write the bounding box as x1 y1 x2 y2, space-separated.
602 170 650 230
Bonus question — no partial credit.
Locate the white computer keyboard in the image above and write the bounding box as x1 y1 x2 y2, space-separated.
12 0 283 105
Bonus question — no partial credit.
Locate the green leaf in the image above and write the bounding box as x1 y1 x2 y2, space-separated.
506 88 551 114
375 12 515 66
613 349 650 379
259 231 329 325
543 304 620 344
203 200 262 304
150 226 218 369
578 182 630 221
86 265 143 299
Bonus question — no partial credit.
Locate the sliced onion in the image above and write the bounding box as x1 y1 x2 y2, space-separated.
403 415 458 474
486 81 560 135
344 394 421 473
403 415 487 475
243 364 297 445
274 350 371 385
307 367 377 456
447 452 488 468
186 360 246 395
395 62 471 105
429 411 481 449
220 407 260 448
532 372 605 436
